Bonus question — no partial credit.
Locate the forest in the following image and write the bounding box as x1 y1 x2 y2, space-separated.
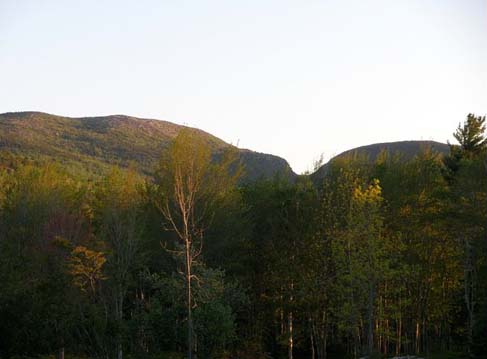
0 114 486 359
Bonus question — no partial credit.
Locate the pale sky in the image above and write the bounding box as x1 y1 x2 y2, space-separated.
1 0 486 173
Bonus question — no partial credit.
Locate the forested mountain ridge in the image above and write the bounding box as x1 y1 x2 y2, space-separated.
311 140 450 181
0 113 486 359
0 111 296 181
0 112 452 183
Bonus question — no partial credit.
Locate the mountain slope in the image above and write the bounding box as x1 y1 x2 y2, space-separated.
0 112 296 181
311 140 450 182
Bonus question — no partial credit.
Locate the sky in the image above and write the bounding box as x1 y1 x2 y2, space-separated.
1 0 486 173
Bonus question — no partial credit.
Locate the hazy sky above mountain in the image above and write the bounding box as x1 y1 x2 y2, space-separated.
1 0 486 173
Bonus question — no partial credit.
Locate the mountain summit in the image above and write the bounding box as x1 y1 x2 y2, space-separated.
310 140 450 182
0 111 296 181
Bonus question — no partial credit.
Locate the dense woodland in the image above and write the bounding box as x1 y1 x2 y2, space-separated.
0 115 486 359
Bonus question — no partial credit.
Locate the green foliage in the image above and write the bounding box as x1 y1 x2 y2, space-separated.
453 113 487 155
193 268 241 358
0 114 485 359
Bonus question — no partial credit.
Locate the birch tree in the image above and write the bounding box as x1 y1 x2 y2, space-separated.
154 129 240 359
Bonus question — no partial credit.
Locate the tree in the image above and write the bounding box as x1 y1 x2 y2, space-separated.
94 168 145 359
453 114 487 156
69 246 107 295
331 176 386 357
445 114 487 357
321 160 366 357
375 148 459 356
351 179 386 356
0 164 91 358
153 129 240 359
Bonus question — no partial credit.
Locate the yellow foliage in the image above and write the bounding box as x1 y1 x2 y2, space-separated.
68 246 107 293
352 178 383 206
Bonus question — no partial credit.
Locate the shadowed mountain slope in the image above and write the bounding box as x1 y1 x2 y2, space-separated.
310 140 450 182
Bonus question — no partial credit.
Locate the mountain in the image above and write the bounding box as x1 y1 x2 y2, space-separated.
310 140 450 182
0 111 296 181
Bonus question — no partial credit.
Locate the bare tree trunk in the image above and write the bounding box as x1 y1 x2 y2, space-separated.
321 311 328 359
355 325 361 358
288 311 293 359
385 319 389 355
185 237 193 359
397 315 402 355
423 318 428 356
118 288 124 359
464 238 475 358
288 280 294 359
377 319 380 354
367 282 375 355
280 290 285 335
310 319 315 359
415 321 420 354
57 346 64 359
56 325 65 359
312 312 328 359
323 325 327 359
